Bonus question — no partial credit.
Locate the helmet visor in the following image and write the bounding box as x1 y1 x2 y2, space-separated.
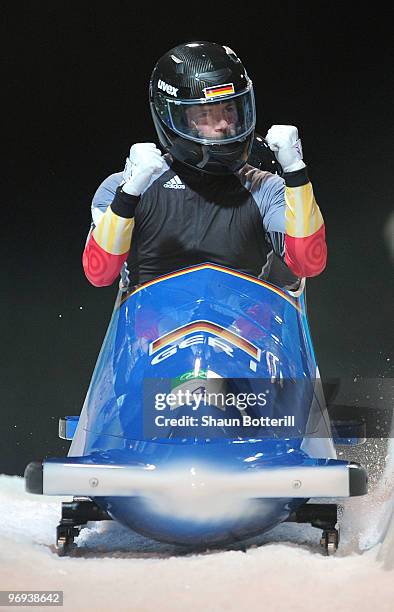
155 85 256 145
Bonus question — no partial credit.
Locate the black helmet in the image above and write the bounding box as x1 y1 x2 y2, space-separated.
149 41 256 175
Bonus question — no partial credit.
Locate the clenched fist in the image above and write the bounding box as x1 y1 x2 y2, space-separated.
265 125 306 173
121 143 165 196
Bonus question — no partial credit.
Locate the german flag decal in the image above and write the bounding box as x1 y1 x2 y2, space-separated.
149 320 261 361
203 83 235 99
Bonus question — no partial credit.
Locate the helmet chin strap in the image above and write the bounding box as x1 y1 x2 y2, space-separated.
195 147 211 169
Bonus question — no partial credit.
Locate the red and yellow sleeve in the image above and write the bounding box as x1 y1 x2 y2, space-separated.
284 174 327 277
82 207 134 287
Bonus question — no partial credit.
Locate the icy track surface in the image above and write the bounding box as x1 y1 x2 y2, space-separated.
1 442 393 612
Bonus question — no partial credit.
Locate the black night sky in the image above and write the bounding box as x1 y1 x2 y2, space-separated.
3 3 393 475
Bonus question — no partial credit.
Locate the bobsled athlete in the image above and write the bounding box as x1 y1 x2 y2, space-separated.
82 41 327 289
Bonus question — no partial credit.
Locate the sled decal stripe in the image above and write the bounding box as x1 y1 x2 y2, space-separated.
93 206 134 255
82 234 129 287
150 320 261 359
125 264 301 311
285 183 324 238
285 225 327 277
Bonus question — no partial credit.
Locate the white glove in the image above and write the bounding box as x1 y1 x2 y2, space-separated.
121 143 165 196
265 125 306 173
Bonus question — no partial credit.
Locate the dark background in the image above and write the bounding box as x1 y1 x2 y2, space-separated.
2 2 393 475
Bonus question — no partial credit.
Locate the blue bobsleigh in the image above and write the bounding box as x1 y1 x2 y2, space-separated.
24 263 367 555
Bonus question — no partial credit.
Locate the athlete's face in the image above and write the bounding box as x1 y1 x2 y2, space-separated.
185 101 239 140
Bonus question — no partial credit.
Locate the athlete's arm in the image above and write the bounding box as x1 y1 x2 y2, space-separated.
264 125 327 278
281 167 326 277
82 186 137 287
82 143 165 287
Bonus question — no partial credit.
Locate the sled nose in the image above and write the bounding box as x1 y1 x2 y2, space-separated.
24 458 368 498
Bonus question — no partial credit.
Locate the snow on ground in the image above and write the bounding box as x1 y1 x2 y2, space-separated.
0 459 393 612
